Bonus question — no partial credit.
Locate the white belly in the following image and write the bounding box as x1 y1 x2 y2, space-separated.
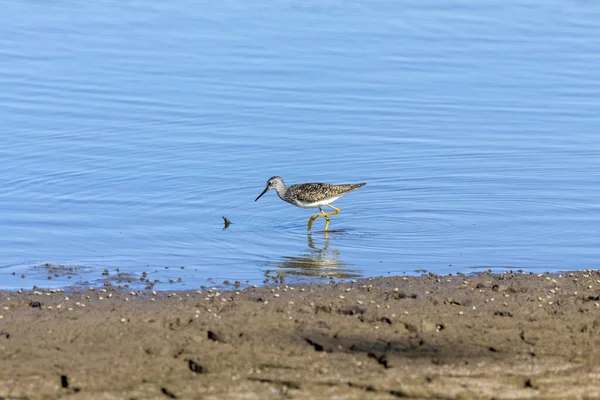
294 195 342 208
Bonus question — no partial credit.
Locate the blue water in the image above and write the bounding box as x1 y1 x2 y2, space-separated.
1 1 599 290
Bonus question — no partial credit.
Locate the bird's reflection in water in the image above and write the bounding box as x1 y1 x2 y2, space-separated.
265 231 360 281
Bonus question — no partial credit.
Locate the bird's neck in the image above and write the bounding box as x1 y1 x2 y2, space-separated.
273 181 287 199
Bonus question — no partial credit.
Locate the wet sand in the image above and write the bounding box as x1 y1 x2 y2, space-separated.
1 270 599 399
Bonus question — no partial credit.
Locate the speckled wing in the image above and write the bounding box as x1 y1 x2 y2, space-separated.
292 183 365 203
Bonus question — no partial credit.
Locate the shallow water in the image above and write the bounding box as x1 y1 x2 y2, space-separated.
1 1 599 290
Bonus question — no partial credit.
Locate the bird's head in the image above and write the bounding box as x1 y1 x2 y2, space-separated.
255 176 284 201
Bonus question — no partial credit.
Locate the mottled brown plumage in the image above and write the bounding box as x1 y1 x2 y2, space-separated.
287 182 366 206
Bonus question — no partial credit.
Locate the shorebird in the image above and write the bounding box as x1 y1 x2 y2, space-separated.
255 176 366 231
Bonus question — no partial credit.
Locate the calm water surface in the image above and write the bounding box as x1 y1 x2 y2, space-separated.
1 1 599 290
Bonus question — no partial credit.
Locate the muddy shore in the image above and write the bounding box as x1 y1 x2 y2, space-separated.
1 270 599 399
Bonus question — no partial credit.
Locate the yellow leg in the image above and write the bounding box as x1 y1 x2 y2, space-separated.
323 204 340 216
307 207 329 231
307 205 340 231
322 204 340 231
323 214 331 231
307 212 321 231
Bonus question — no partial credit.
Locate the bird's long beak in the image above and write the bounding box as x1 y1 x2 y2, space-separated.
255 186 269 201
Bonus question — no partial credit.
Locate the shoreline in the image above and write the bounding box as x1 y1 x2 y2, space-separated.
1 270 599 399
